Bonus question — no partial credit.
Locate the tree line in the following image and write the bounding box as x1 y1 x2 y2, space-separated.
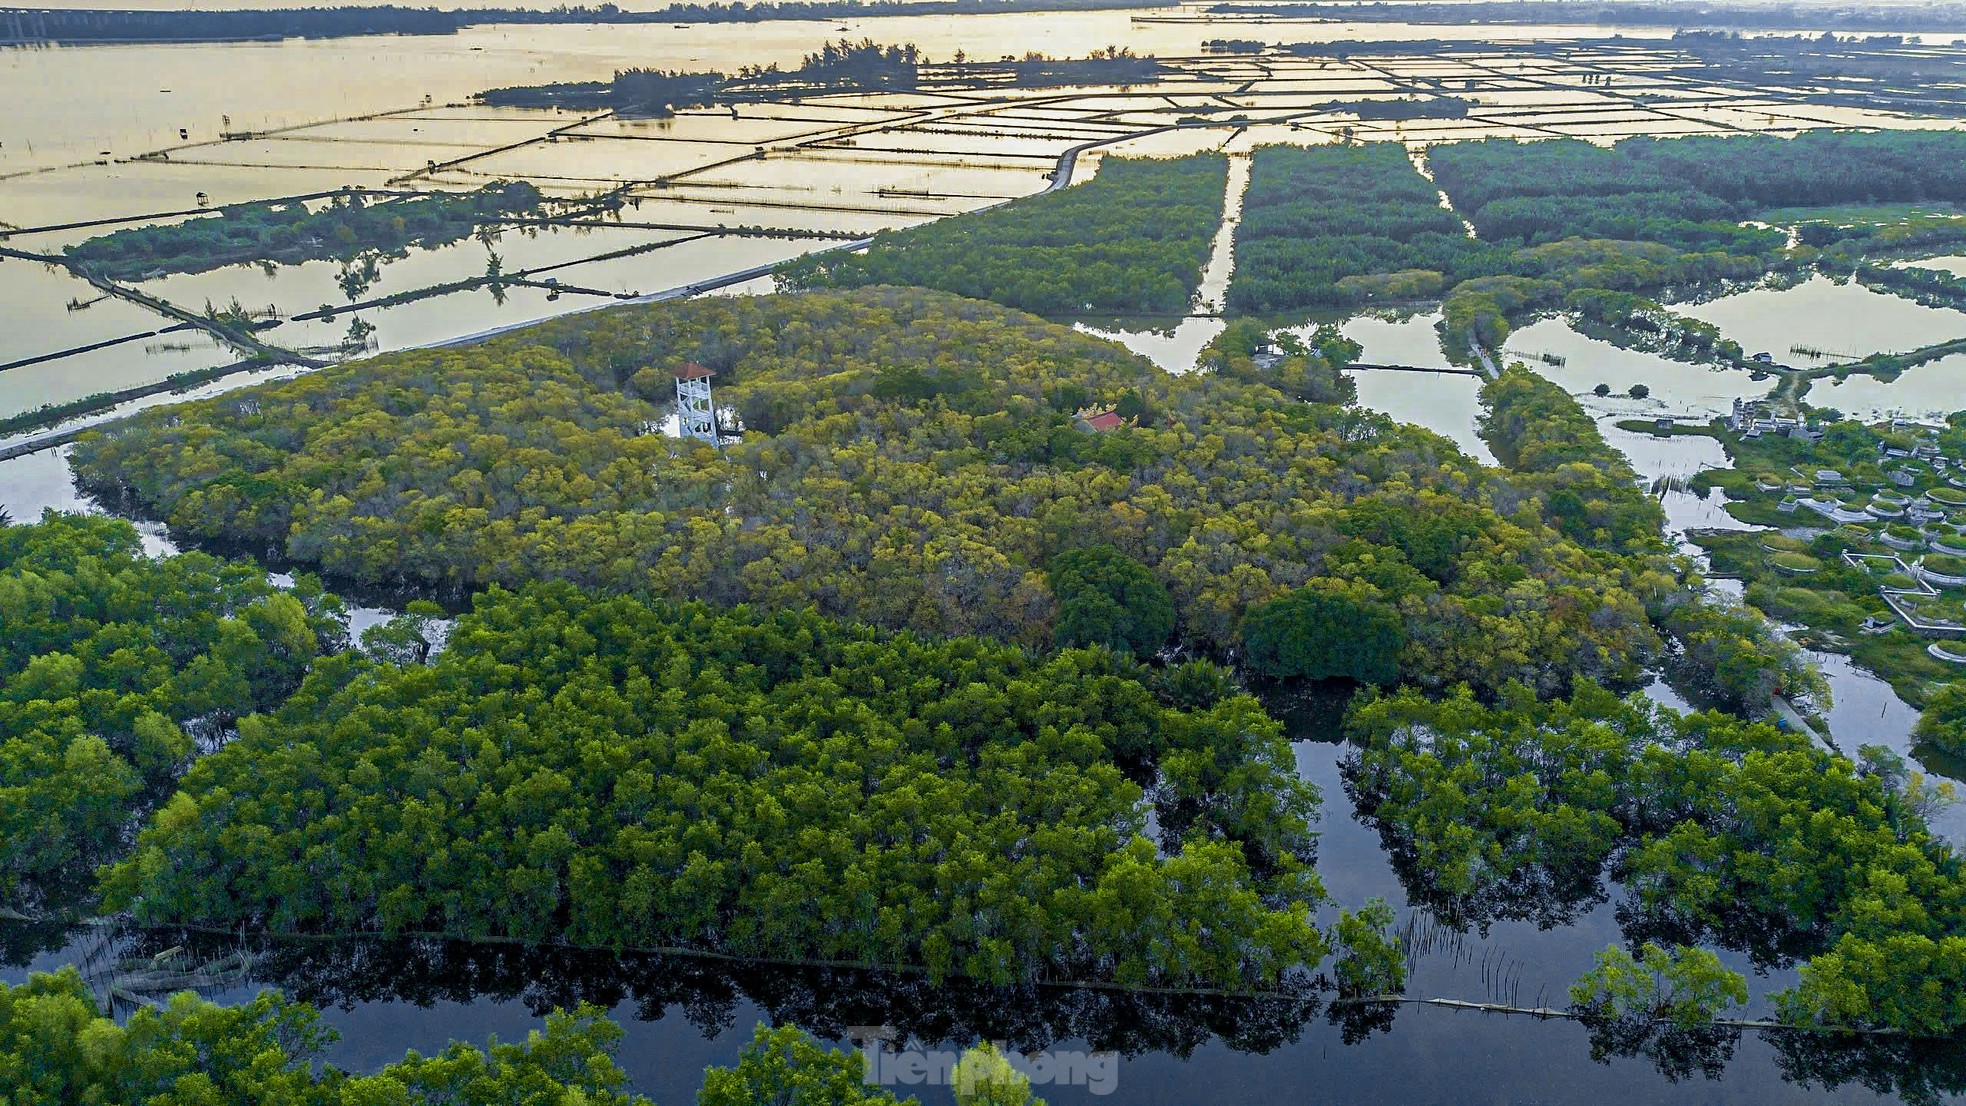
780 155 1228 317
66 183 549 283
1428 132 1966 251
1226 143 1495 315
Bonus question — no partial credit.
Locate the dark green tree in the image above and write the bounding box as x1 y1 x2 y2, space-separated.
1047 546 1175 656
1241 579 1405 685
700 1024 915 1106
0 968 652 1105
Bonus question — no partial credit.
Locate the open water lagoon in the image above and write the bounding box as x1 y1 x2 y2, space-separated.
1679 274 1966 363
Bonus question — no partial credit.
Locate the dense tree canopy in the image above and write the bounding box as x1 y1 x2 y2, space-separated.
0 968 651 1106
1348 680 1966 1035
0 513 343 913
1240 579 1405 685
1477 365 1665 555
1428 132 1966 251
1919 685 1966 760
700 1024 918 1106
1227 143 1497 315
780 155 1227 316
1046 545 1175 655
72 287 1673 697
1201 318 1358 405
105 583 1329 988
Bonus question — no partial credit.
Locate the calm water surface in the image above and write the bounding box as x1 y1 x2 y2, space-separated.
1678 275 1966 362
1809 352 1966 422
1505 316 1771 418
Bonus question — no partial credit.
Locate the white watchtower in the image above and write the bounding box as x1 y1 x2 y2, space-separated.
673 362 718 444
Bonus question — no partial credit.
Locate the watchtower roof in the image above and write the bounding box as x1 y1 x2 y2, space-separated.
673 362 715 380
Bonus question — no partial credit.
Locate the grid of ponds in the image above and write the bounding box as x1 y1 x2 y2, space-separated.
6 37 1961 427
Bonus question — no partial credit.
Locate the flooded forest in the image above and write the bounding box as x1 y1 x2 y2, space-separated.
9 1 1966 1103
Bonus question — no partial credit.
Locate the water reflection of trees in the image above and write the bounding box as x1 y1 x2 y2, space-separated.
18 921 1966 1096
118 927 1327 1057
1771 1030 1966 1106
1341 760 1612 934
1579 1015 1741 1084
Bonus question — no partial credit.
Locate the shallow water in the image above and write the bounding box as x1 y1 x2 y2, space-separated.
1321 311 1496 462
1347 368 1493 462
1504 316 1771 418
1809 353 1966 423
1905 255 1966 278
1677 275 1966 363
0 17 1684 180
0 231 836 420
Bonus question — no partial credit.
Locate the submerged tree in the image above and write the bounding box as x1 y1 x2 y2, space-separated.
1570 943 1748 1081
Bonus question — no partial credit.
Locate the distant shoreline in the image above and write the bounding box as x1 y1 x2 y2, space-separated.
0 0 1167 46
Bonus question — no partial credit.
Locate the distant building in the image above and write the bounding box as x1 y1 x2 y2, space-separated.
1074 405 1132 433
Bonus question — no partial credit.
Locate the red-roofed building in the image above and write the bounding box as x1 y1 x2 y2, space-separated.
1073 405 1132 433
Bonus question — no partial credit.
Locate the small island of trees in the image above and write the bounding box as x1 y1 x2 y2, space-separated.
64 182 552 282
780 155 1227 315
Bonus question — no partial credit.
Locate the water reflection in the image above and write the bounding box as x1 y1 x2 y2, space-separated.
1504 316 1768 418
1321 311 1497 462
1905 255 1966 278
1811 353 1966 423
1808 648 1966 842
0 619 1957 1101
1077 316 1224 374
1677 275 1966 363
